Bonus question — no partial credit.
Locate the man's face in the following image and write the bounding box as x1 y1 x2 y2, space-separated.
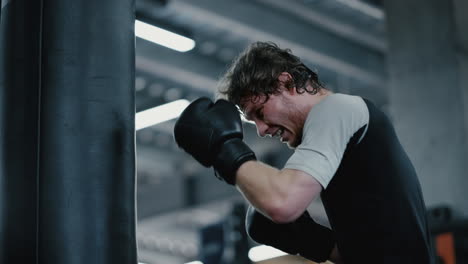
242 90 307 149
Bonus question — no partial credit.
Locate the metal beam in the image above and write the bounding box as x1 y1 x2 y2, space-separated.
335 0 385 20
257 0 387 52
136 55 218 94
171 1 384 86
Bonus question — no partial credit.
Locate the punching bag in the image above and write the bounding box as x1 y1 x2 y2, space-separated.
0 0 137 263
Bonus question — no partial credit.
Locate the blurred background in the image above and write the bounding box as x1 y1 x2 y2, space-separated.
133 0 468 263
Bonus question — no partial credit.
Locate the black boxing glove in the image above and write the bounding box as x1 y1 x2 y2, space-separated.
245 205 336 263
173 97 256 185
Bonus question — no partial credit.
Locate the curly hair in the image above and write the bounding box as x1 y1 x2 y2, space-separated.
217 41 322 111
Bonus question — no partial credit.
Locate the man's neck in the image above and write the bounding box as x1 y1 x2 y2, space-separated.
303 88 332 113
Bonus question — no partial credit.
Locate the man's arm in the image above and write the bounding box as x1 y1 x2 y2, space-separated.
174 98 337 261
236 160 322 223
173 97 321 223
246 205 340 263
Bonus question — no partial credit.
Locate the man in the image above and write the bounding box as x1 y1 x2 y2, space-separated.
174 42 435 263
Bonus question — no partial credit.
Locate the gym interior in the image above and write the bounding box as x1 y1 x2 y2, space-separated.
1 0 467 263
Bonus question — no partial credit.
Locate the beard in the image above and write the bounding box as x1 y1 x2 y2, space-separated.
282 98 307 149
287 126 303 149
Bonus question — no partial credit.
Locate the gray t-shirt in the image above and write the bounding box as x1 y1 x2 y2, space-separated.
284 93 369 189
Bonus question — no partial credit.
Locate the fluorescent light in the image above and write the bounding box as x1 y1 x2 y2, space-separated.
185 261 203 264
135 99 190 130
248 245 288 262
135 20 196 52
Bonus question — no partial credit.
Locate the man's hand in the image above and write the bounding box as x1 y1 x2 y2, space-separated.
173 97 256 185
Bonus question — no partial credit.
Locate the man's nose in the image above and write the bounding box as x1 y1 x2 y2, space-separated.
255 121 269 138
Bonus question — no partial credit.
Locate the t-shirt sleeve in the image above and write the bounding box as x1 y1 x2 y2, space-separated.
284 94 369 189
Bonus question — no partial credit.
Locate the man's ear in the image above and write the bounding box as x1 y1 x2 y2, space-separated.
278 72 295 95
278 72 292 83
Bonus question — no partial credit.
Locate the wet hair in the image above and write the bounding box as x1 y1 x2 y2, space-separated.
217 41 323 111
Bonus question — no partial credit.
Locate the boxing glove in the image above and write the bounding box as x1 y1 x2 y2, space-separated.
174 97 256 185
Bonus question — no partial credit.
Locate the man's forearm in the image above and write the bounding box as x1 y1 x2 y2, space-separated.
235 161 321 223
235 161 287 220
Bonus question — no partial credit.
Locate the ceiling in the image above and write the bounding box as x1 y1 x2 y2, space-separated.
133 0 387 263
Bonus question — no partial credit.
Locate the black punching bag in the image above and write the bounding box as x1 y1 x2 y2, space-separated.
0 0 137 263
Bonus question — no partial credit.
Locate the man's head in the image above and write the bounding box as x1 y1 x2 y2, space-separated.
218 41 326 148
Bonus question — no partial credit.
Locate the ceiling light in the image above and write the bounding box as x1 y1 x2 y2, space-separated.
135 20 196 52
135 99 190 130
248 245 287 262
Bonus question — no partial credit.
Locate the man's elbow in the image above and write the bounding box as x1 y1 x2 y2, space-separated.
265 201 302 224
263 169 319 223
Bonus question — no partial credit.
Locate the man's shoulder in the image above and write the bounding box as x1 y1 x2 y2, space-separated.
323 93 364 107
306 93 367 120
